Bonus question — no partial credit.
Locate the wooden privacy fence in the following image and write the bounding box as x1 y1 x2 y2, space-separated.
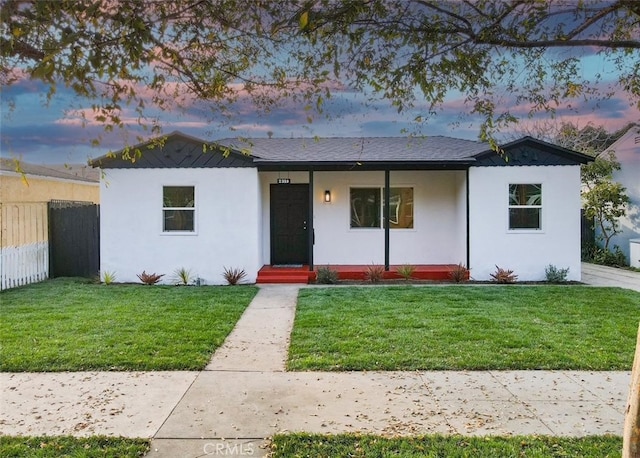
581 209 595 247
48 200 100 278
0 202 49 290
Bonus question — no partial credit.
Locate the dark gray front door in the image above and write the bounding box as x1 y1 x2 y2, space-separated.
270 184 309 265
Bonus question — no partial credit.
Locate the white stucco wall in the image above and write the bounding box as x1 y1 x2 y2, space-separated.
311 170 467 265
468 165 582 281
100 168 261 285
604 127 640 262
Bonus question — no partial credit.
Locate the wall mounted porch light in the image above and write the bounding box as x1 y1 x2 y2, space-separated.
324 190 332 203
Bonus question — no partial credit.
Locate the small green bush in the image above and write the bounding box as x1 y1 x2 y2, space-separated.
316 266 339 284
582 243 627 267
594 246 627 267
395 264 416 281
545 265 570 283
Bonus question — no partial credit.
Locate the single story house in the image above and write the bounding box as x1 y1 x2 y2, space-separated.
598 125 640 267
91 132 592 284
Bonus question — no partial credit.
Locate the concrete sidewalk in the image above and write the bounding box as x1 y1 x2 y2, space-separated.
0 283 634 458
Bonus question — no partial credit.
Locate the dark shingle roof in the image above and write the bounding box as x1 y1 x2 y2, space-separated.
89 131 254 169
91 131 592 170
216 136 488 163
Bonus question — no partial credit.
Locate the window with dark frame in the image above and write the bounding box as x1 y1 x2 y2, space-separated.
163 186 195 232
508 183 542 230
350 187 380 228
350 187 414 229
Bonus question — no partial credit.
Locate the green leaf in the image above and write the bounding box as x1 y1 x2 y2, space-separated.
299 11 309 30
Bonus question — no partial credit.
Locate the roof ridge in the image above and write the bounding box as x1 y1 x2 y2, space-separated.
215 135 484 142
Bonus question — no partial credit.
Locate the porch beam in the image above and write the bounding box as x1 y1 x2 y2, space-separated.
466 168 470 269
308 169 314 271
384 169 390 271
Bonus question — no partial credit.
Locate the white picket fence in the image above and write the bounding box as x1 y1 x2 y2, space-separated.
0 202 49 291
0 241 49 290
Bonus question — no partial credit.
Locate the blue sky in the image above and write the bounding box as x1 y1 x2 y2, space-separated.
0 48 637 165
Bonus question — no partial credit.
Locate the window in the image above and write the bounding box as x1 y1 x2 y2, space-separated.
350 187 414 229
163 186 195 232
350 188 380 228
508 184 541 230
387 187 414 229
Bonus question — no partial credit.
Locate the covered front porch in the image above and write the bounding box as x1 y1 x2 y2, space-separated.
260 169 469 272
256 264 466 284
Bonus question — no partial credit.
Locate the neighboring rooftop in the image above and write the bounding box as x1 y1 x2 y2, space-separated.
0 159 99 183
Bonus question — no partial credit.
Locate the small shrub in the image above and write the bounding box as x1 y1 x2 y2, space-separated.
582 243 627 267
490 265 517 284
449 263 469 283
222 267 247 285
396 264 416 281
581 241 598 262
545 264 570 283
595 246 628 267
137 271 164 285
173 267 193 286
316 266 339 284
101 271 116 285
364 264 385 283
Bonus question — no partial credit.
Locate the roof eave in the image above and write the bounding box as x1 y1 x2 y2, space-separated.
476 136 594 164
255 159 475 171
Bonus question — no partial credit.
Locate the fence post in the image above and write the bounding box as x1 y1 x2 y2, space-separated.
623 322 640 457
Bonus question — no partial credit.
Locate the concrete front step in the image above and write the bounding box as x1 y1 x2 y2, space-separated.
256 268 313 284
256 276 309 284
256 273 310 284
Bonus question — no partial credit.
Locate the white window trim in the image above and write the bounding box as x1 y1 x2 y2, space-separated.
507 183 543 233
161 185 198 235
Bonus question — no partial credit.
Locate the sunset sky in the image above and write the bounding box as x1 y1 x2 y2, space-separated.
1 46 637 165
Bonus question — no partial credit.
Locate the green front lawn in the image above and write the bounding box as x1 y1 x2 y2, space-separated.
289 286 640 371
271 433 622 457
0 436 149 457
0 278 257 372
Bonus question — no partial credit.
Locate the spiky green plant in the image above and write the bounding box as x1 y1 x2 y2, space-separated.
101 271 116 285
173 267 193 286
222 267 247 285
395 264 416 281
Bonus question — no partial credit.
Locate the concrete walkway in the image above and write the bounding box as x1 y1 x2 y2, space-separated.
582 262 640 292
1 280 636 458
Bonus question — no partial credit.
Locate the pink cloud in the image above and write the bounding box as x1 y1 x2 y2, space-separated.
229 124 273 133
